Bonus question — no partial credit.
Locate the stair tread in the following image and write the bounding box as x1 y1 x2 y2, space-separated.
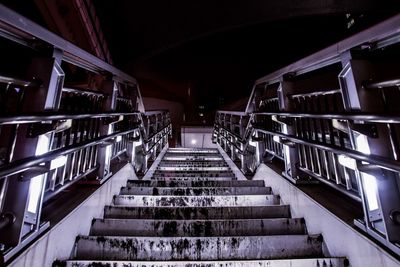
65 258 347 267
75 235 323 261
120 186 272 195
104 205 291 219
90 218 306 236
113 194 280 207
62 148 343 265
127 180 264 187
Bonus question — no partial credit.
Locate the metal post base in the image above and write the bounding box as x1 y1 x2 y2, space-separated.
354 219 400 256
1 221 50 265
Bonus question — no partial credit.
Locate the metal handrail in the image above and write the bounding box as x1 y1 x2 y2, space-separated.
143 123 171 143
0 112 140 125
144 124 172 155
253 112 400 124
216 110 247 116
255 127 400 173
0 127 138 179
144 110 169 116
62 87 107 97
363 78 400 89
288 89 341 99
0 75 39 87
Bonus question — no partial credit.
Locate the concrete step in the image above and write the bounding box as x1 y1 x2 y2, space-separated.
74 235 323 261
159 161 228 165
152 175 236 180
90 218 306 237
127 180 265 187
120 186 272 195
112 195 280 207
154 171 233 177
166 150 219 154
104 205 290 220
150 176 237 181
163 156 224 161
157 167 231 171
65 258 348 267
158 164 229 168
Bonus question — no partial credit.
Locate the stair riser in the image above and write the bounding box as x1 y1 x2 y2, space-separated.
120 187 272 196
113 195 280 207
104 206 291 220
162 157 224 161
66 258 347 267
150 176 237 180
74 235 323 261
127 180 264 187
157 167 231 171
90 218 306 237
159 162 228 166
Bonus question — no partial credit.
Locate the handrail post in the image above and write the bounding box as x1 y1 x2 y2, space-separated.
339 52 400 250
0 48 64 247
277 79 306 183
96 78 118 182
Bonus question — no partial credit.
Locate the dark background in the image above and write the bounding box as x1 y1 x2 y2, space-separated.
2 0 400 123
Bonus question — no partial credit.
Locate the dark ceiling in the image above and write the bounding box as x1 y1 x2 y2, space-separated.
92 0 400 107
2 0 400 111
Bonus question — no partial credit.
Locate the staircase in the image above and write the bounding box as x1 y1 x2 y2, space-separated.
65 148 348 267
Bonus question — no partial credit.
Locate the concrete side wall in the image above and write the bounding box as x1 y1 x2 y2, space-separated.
254 164 400 267
9 164 136 267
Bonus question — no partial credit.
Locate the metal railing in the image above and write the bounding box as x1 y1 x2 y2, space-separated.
214 13 400 256
0 5 171 264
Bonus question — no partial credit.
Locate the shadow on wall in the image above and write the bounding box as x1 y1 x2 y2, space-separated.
181 126 216 148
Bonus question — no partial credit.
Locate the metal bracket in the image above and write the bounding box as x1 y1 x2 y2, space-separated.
272 115 292 125
19 165 49 181
273 136 296 148
350 122 378 138
332 119 349 133
103 115 124 125
27 119 72 137
0 213 16 230
100 139 116 147
128 135 141 142
251 135 264 142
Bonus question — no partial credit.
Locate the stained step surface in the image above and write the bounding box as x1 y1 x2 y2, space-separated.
113 195 280 207
90 218 306 236
66 147 344 266
66 258 348 267
104 205 291 220
74 235 323 261
120 186 272 195
127 180 264 187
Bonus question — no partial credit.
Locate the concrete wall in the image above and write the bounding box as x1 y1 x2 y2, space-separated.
9 164 137 267
253 163 400 267
181 126 216 148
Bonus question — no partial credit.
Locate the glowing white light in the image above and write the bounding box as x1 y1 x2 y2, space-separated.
191 139 197 144
363 173 379 211
273 136 280 143
28 134 50 213
116 135 122 142
27 175 44 213
50 156 67 170
249 140 257 147
354 134 378 211
338 155 357 170
356 134 370 155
